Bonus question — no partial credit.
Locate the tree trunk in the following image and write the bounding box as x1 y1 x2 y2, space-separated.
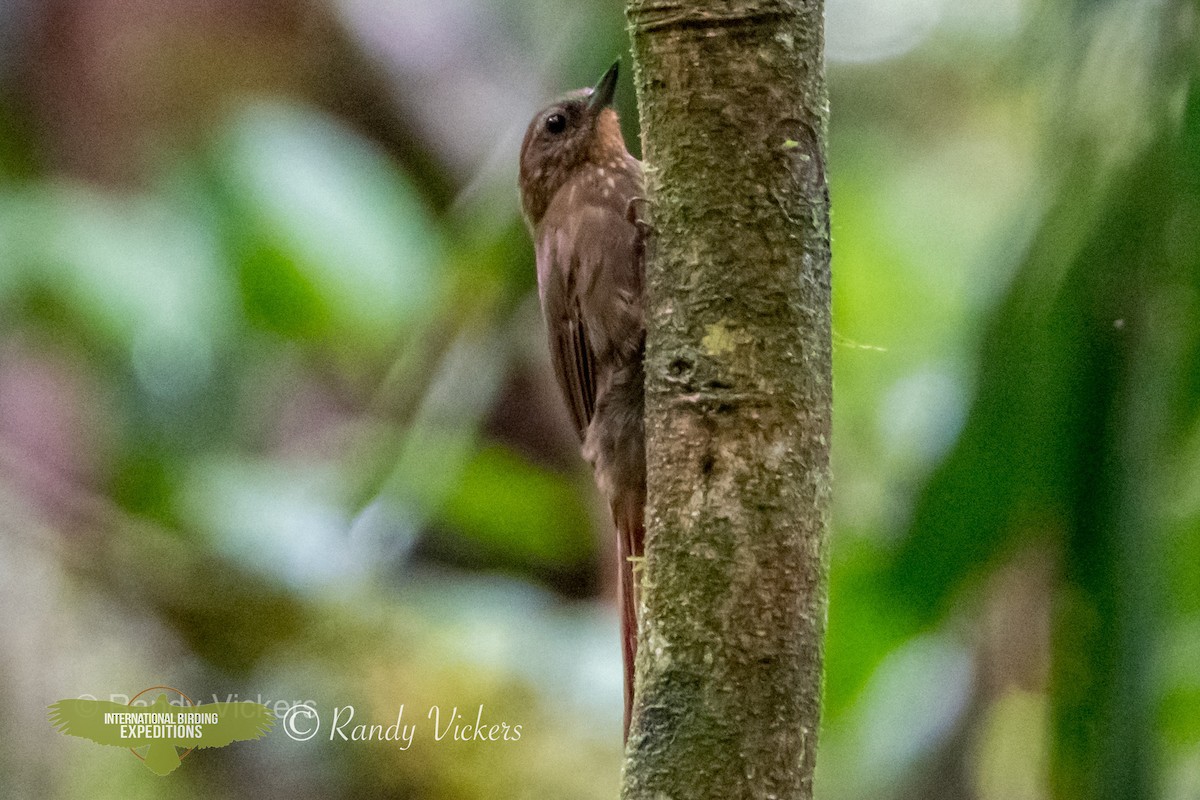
622 1 831 798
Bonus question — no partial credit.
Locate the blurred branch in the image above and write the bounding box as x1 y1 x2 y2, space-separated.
1049 61 1200 800
891 3 1200 798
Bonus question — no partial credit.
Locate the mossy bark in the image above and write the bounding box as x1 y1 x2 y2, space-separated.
623 1 831 798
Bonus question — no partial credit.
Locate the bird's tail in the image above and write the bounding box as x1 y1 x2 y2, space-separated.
616 503 644 740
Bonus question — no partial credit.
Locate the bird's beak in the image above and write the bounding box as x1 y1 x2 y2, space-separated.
587 62 619 113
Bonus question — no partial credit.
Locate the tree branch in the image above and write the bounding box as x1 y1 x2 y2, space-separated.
623 0 831 797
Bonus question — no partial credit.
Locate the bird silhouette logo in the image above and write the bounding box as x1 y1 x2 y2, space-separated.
48 686 274 775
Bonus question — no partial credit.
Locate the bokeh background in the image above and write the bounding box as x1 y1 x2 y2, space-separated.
1 0 1197 797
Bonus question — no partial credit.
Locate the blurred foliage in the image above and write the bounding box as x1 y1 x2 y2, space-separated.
0 0 1197 798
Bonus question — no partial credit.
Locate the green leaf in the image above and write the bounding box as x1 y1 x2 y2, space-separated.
214 101 443 342
438 445 593 568
5 183 233 367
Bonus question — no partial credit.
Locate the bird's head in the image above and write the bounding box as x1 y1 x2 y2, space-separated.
519 62 627 226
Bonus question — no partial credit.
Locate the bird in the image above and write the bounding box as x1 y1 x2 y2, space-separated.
48 692 274 775
518 61 646 739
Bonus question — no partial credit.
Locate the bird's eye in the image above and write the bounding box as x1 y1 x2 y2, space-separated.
545 113 567 134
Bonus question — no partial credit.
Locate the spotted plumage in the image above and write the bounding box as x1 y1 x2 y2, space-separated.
518 62 646 739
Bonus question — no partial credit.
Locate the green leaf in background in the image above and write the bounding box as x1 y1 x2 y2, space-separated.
2 183 233 387
824 538 918 722
885 143 1119 626
889 40 1200 796
215 101 443 344
439 444 593 568
111 447 180 525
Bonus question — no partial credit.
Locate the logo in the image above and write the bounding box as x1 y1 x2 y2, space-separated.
48 685 274 776
280 703 320 741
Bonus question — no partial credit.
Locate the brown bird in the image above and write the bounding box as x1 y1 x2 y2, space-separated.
518 62 645 738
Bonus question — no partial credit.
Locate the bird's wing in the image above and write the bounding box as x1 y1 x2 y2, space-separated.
538 228 598 441
538 197 644 441
561 297 597 435
182 702 274 748
48 699 150 747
